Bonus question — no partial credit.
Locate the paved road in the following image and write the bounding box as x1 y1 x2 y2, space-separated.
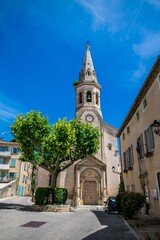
0 196 137 240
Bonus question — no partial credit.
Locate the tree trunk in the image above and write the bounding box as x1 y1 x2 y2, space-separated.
50 172 58 188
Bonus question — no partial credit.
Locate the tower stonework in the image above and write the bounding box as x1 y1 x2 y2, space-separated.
58 44 120 206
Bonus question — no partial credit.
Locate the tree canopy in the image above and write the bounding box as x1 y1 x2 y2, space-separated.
10 110 101 187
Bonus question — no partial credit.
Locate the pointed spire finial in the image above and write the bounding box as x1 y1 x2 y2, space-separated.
79 43 98 83
86 41 90 50
86 40 90 46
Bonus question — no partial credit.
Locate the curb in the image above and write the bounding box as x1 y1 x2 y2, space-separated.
121 216 139 240
0 196 16 202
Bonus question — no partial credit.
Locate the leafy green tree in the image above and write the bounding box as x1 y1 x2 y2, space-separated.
10 110 101 187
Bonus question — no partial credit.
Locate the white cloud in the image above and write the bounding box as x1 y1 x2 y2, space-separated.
75 0 124 33
0 103 18 123
0 94 21 124
130 62 146 84
133 33 160 58
147 0 160 8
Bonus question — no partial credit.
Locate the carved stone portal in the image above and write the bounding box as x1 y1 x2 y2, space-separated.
75 157 106 206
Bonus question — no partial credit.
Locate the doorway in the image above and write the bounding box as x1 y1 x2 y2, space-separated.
83 181 97 205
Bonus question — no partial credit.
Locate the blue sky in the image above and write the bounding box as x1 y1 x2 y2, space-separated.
0 0 160 140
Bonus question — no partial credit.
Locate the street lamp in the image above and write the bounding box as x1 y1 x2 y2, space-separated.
151 120 160 135
112 166 122 176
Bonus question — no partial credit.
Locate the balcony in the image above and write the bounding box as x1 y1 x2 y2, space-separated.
0 151 11 157
0 164 10 170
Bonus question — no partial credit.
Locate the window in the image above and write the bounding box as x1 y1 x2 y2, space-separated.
131 184 135 192
123 152 128 172
127 126 130 134
22 175 27 183
123 133 125 140
157 172 160 192
126 185 129 192
9 172 16 179
127 145 134 169
10 159 16 167
12 147 20 154
79 92 82 104
96 92 99 104
107 143 112 150
114 150 118 156
136 134 144 159
144 125 155 155
143 98 148 110
0 159 7 164
86 91 92 102
123 145 134 171
24 163 27 171
0 146 9 152
136 111 139 121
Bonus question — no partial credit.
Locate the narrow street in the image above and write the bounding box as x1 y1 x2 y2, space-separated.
0 196 137 240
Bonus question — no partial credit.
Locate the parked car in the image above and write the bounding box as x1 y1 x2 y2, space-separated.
104 197 118 213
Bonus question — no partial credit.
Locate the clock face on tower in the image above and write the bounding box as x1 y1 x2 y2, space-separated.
86 115 93 122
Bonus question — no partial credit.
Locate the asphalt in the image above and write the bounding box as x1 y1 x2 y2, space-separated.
0 197 160 240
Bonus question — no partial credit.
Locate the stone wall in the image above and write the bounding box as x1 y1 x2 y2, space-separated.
0 180 17 198
32 204 71 212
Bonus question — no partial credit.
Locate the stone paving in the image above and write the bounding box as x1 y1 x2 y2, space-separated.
125 214 160 240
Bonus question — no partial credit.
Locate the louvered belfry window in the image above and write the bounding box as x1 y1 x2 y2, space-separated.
87 91 92 102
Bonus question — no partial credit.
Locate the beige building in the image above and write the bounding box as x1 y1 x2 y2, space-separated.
117 56 160 218
57 45 120 206
0 140 32 196
34 165 50 189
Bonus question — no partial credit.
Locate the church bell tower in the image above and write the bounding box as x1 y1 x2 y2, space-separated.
75 44 102 124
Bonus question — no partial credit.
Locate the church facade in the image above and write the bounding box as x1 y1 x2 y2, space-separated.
58 45 120 206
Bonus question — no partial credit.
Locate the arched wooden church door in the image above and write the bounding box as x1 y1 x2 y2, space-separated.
81 169 99 205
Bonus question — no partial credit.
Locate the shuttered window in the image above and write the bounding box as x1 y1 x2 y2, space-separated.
144 125 155 153
123 152 128 171
10 159 16 167
136 134 144 159
157 172 160 192
128 145 134 168
124 145 134 171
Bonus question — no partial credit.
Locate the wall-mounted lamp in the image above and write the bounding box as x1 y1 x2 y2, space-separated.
151 120 160 136
112 166 122 176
